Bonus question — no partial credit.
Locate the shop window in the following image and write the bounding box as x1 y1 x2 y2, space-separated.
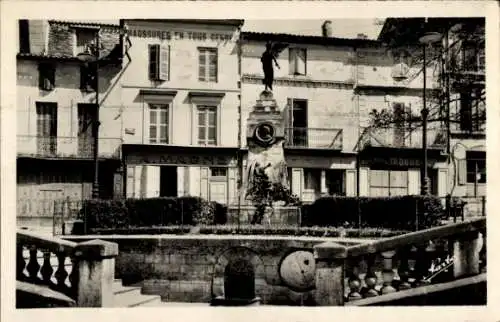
198 47 217 82
149 104 169 144
466 151 486 184
369 169 408 197
149 44 170 81
289 48 307 76
197 105 217 146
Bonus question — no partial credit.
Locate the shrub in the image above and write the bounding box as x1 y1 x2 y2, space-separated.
79 196 226 230
302 195 444 230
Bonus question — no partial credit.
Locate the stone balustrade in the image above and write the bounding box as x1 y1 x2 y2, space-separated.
17 229 119 307
313 217 486 306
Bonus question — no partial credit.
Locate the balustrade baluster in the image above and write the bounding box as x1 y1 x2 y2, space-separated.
26 245 41 282
380 250 396 294
68 256 79 297
479 230 486 273
363 255 378 297
347 262 362 301
17 244 26 280
54 252 69 289
397 247 412 290
412 244 431 287
40 250 54 285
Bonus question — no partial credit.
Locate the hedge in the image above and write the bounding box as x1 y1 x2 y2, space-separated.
79 195 444 232
78 196 227 230
301 195 444 230
88 225 408 238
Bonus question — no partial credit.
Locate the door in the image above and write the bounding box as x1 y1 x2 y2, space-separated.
160 166 177 197
326 170 345 196
78 104 97 158
210 182 228 204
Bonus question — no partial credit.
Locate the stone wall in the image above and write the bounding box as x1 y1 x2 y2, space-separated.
65 235 359 305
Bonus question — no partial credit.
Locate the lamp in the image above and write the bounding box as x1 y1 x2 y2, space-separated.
77 33 101 199
418 22 442 195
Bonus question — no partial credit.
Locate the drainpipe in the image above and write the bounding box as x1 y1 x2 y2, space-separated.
236 25 243 228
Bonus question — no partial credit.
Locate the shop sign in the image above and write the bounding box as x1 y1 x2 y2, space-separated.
128 28 234 42
128 153 237 166
361 156 427 168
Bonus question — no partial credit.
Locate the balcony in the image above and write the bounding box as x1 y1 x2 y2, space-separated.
17 136 122 159
359 127 447 150
284 127 343 150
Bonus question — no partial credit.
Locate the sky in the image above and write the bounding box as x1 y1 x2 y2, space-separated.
70 19 385 40
242 19 384 39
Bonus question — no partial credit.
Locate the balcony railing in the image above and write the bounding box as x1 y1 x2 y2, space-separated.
359 127 447 150
284 127 343 150
17 136 122 159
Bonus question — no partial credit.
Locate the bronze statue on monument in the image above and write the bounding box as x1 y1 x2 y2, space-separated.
260 42 288 92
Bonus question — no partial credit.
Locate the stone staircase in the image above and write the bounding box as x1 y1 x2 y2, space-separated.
112 279 162 307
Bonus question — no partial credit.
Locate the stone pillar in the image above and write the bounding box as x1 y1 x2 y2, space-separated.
452 231 482 278
73 239 119 307
313 242 347 306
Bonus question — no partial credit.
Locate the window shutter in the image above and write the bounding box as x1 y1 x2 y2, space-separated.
458 159 467 185
200 167 209 199
296 49 306 75
159 45 170 81
149 44 160 80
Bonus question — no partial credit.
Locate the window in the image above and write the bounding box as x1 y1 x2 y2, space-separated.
369 170 408 197
198 48 217 82
289 48 307 76
36 102 57 155
19 20 30 54
38 63 55 91
80 63 97 92
76 28 97 56
149 104 169 144
211 167 227 178
286 98 308 147
393 102 406 147
197 105 217 145
304 169 321 190
149 44 170 81
466 151 486 184
459 90 485 132
461 41 485 72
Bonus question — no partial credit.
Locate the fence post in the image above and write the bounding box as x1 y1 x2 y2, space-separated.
313 242 347 306
73 239 119 307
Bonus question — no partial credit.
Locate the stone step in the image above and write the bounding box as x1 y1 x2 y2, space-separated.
113 280 142 296
112 279 163 307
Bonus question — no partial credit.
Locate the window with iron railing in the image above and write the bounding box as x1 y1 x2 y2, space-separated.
36 102 58 155
459 90 485 133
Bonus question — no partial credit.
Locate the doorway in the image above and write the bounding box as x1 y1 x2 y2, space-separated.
160 166 177 197
326 170 345 196
224 258 256 300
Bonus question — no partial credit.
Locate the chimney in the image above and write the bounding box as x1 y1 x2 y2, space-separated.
322 20 333 37
357 33 368 40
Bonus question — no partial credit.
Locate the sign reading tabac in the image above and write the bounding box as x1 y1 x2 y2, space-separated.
128 28 234 42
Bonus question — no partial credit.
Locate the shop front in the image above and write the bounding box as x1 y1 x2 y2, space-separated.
358 147 448 197
123 144 240 205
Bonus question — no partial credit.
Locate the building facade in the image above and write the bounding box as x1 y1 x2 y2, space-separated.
16 20 124 222
119 20 243 205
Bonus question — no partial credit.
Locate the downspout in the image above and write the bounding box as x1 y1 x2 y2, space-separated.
236 24 243 227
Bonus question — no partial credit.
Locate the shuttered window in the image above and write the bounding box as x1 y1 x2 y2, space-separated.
198 48 218 82
197 105 217 146
149 44 170 81
289 48 307 75
36 102 57 155
369 170 408 197
149 104 169 144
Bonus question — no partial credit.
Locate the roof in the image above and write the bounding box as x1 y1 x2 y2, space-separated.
48 20 121 29
17 52 122 64
125 19 244 27
241 31 381 47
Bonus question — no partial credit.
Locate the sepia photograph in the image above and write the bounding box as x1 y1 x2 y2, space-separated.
8 13 491 312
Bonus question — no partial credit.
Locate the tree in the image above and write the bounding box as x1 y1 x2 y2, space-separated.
245 167 300 225
368 18 485 138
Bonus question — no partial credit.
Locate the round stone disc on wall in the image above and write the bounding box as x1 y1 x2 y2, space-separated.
279 250 316 292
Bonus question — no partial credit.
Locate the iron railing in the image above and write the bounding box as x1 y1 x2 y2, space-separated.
17 135 122 159
284 127 343 150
